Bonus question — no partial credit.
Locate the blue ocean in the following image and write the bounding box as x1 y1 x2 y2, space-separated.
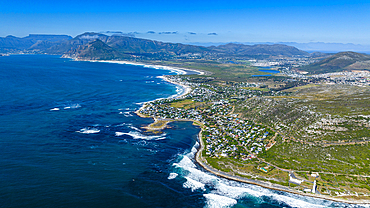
0 55 359 208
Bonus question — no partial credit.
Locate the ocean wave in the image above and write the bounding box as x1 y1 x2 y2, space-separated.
115 123 128 127
168 173 178 180
115 132 125 136
168 85 185 99
115 131 166 140
203 194 237 208
183 176 206 192
129 126 142 132
143 65 187 75
50 103 81 111
77 128 100 134
119 111 133 117
64 103 81 109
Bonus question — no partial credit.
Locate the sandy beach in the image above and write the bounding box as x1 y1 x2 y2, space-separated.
83 59 206 76
158 75 192 99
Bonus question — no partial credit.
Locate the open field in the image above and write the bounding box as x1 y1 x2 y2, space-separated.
235 84 370 143
149 59 290 85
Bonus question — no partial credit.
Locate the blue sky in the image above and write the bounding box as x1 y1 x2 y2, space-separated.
1 0 370 44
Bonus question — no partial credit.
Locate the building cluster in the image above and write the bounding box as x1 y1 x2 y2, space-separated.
311 71 370 86
203 115 272 159
138 76 275 160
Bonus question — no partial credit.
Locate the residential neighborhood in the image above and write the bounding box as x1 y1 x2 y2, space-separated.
138 75 276 161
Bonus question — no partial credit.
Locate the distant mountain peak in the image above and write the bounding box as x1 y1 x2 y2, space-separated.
332 51 370 59
75 32 108 40
5 35 17 38
63 39 125 60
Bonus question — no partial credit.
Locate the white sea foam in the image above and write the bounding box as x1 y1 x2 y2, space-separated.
115 131 166 140
116 123 127 127
77 128 100 134
121 112 133 117
183 176 206 191
168 85 185 99
203 194 237 208
168 173 178 180
129 126 142 132
64 103 81 109
154 137 166 140
214 183 257 199
143 64 187 75
50 108 60 111
115 132 125 136
270 193 326 208
94 60 198 75
174 155 196 169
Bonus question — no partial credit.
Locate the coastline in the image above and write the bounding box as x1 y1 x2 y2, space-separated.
134 74 194 131
159 75 192 99
71 57 370 205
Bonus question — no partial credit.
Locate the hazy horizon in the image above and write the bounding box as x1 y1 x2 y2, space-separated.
2 32 370 53
1 0 370 45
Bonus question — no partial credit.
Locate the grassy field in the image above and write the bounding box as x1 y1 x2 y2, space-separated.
169 99 207 109
242 87 270 92
205 157 290 186
150 59 289 85
235 84 370 143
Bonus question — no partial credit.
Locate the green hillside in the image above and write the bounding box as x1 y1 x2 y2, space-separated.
299 51 370 74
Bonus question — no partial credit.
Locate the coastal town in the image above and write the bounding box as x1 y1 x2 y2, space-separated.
138 75 277 159
136 68 370 203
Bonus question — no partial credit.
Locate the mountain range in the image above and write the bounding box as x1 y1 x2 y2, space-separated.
188 42 370 54
0 34 72 53
3 32 368 75
0 32 308 60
